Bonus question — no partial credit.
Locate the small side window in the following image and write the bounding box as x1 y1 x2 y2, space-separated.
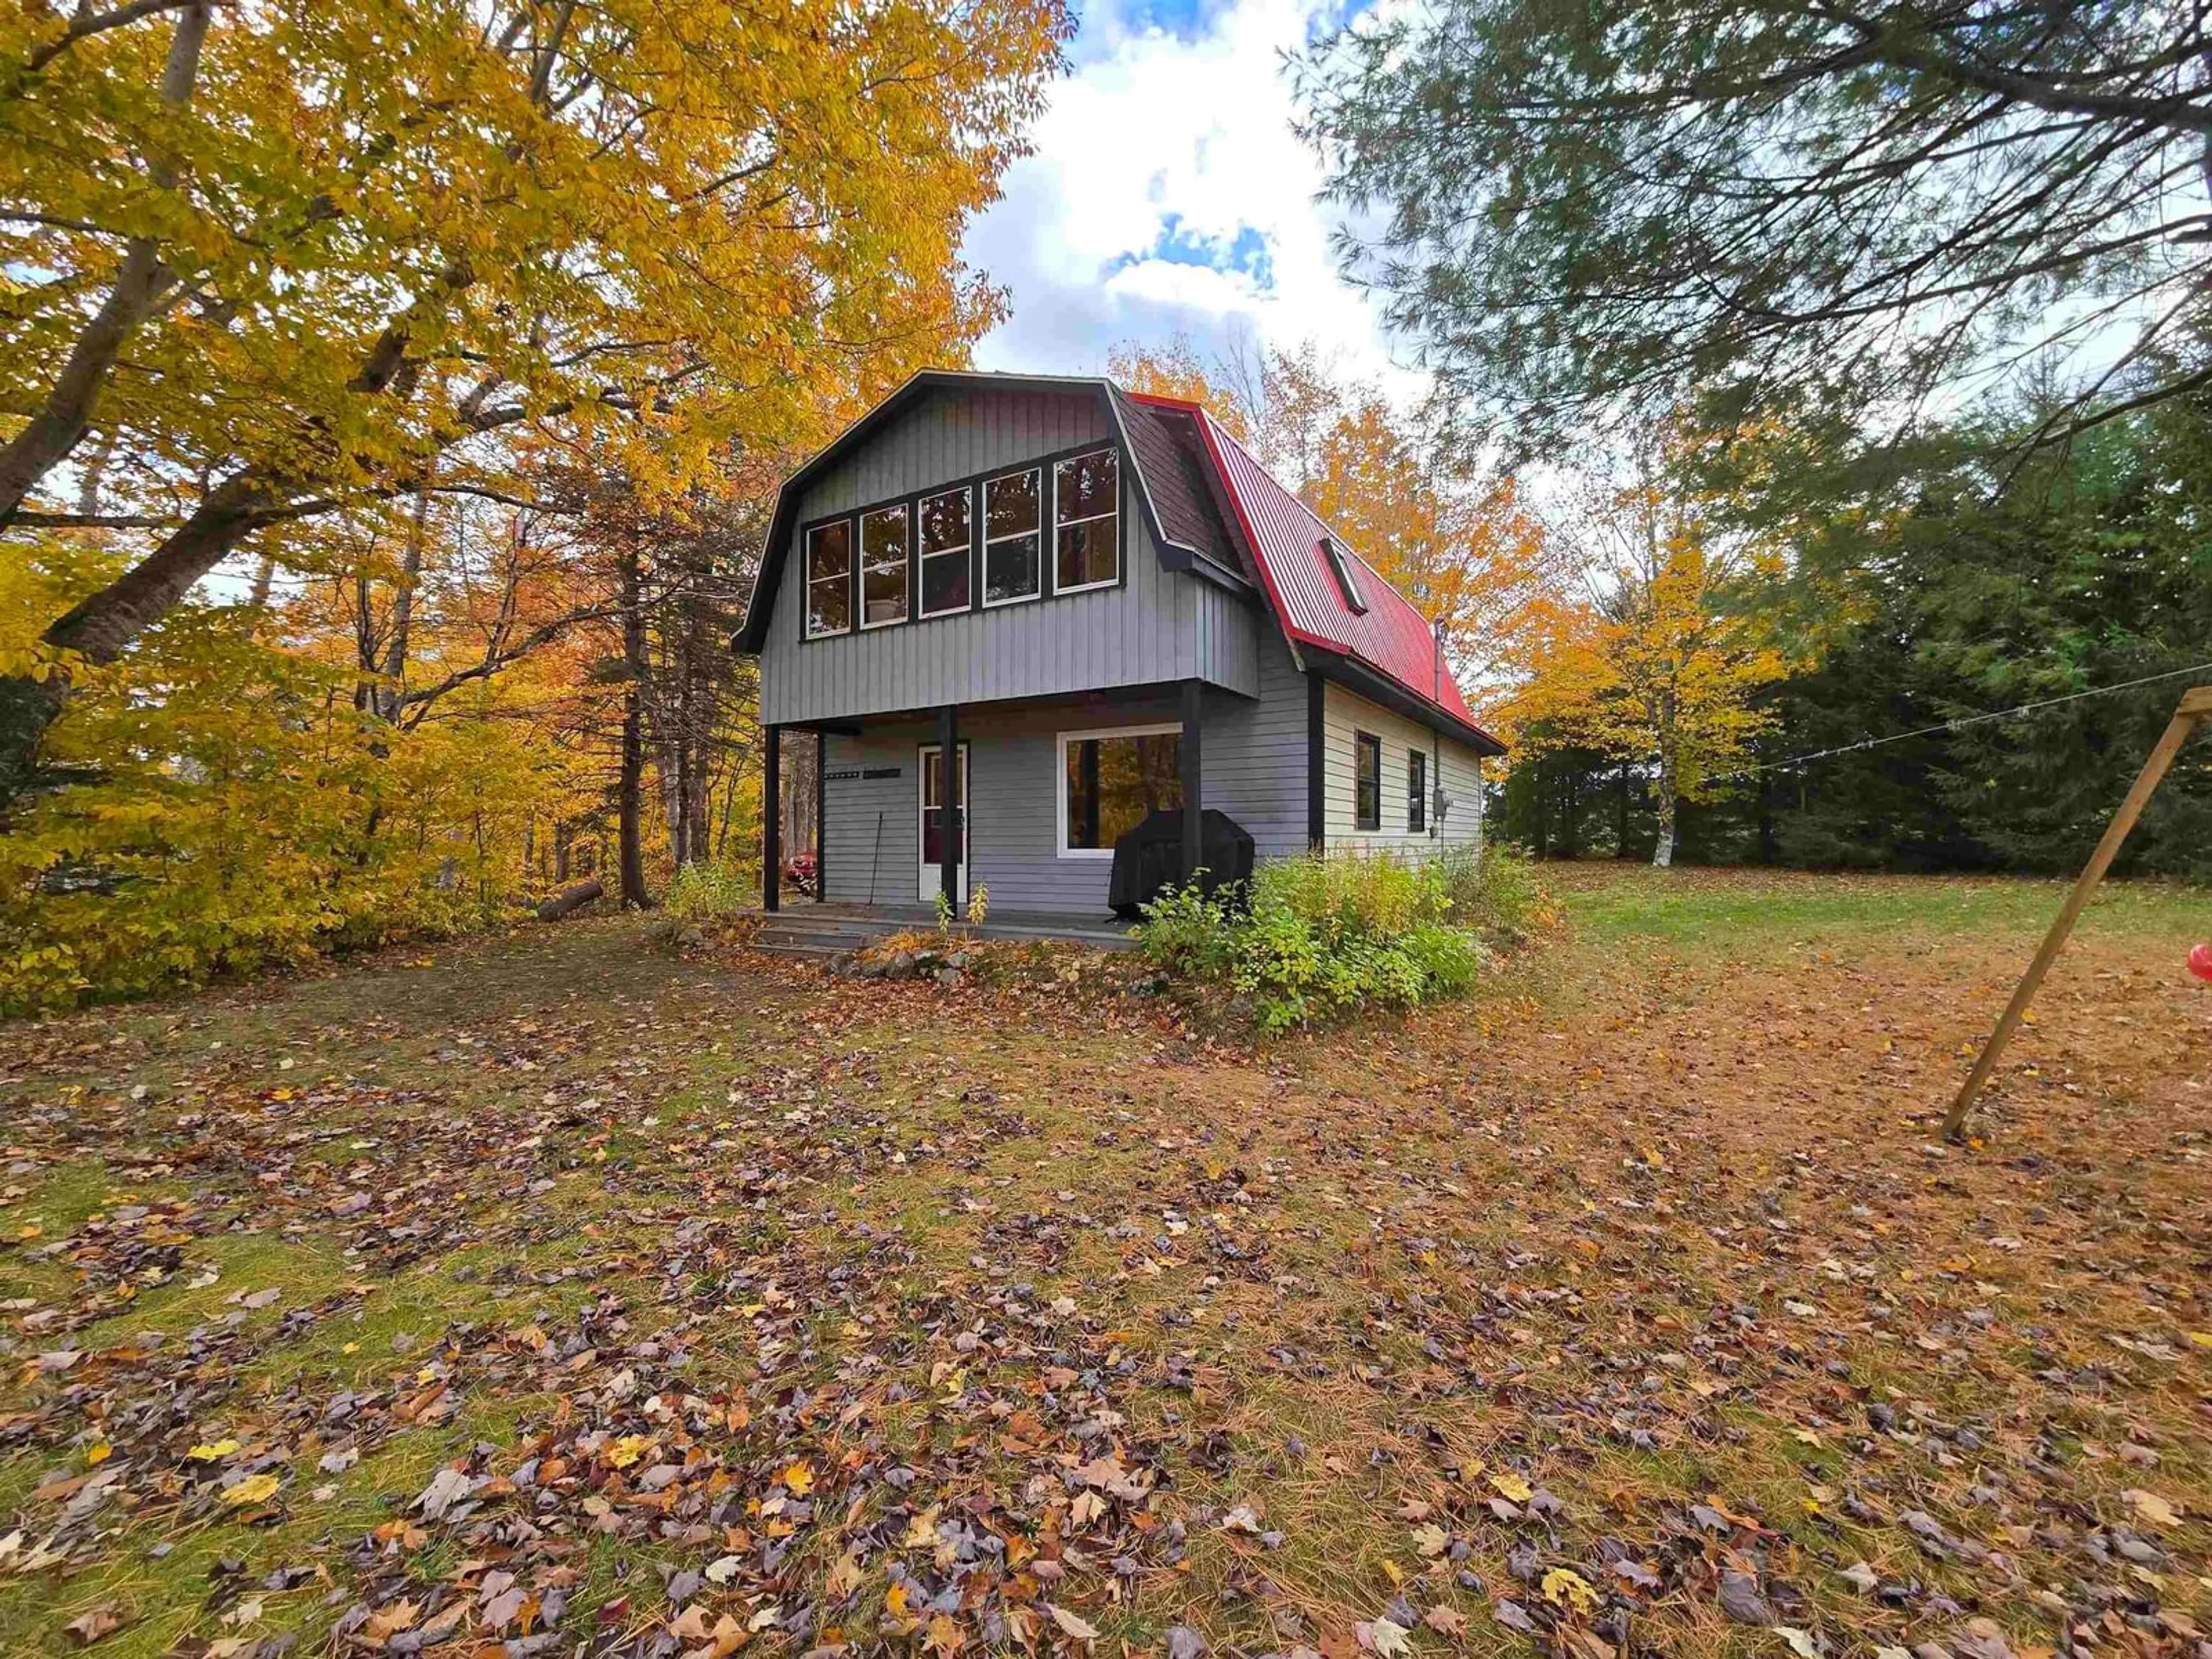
1408 748 1427 833
1354 731 1381 832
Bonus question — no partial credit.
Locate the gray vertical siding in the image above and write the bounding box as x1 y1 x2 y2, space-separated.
761 385 1262 726
1198 625 1309 859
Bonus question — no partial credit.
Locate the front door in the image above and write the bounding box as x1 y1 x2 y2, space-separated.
918 741 969 905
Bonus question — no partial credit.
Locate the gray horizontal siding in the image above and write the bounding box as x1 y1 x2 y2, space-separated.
1322 681 1485 854
762 385 1260 727
817 666 1318 912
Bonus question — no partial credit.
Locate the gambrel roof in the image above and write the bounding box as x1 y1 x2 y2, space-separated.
735 370 1503 755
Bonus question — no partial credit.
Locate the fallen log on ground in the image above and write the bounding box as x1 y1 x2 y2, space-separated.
535 880 604 922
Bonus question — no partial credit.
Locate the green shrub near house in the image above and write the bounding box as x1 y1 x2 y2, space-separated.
1134 845 1546 1031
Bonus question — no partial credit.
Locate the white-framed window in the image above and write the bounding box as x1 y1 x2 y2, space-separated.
1407 747 1428 833
1057 722 1182 857
918 484 971 618
982 466 1042 607
804 519 853 638
1053 447 1120 593
859 503 910 628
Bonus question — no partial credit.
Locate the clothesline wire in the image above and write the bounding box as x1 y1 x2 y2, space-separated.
1713 658 2212 783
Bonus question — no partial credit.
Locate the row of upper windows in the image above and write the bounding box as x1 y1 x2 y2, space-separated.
802 445 1122 639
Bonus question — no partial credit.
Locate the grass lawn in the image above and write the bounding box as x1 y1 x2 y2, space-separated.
1 864 2206 1658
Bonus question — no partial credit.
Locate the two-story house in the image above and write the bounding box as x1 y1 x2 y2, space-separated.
734 370 1504 918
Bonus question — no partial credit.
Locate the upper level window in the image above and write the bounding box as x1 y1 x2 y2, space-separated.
1054 448 1120 592
1407 748 1427 833
983 467 1041 606
805 520 853 637
918 484 971 618
860 505 910 628
1354 730 1382 831
1322 535 1368 614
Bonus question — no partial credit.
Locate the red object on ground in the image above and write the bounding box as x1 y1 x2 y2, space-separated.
2191 943 2212 982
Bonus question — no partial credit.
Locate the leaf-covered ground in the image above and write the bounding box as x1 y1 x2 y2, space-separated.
2 866 2208 1659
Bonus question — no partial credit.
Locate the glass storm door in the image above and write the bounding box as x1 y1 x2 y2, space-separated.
918 743 968 904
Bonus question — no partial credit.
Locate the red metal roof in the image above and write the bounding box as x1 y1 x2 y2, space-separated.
1129 392 1497 744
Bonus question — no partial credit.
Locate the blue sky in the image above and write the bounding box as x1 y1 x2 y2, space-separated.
964 0 1416 397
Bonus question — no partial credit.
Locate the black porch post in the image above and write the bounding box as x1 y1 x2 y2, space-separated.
815 729 828 902
1305 672 1326 850
1180 678 1203 884
938 703 959 912
762 723 782 914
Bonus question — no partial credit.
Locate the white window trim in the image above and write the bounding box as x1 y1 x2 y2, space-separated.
917 484 972 619
981 467 1043 609
858 503 910 631
1052 448 1120 596
804 521 853 639
1055 721 1183 860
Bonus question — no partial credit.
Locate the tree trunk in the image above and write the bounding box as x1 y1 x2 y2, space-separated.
1615 759 1633 858
536 879 603 922
617 542 650 908
1531 756 1550 859
0 469 281 797
1756 759 1778 865
0 2 209 528
373 476 435 719
1652 760 1677 868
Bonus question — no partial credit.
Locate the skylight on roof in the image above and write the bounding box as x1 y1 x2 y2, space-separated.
1320 536 1368 613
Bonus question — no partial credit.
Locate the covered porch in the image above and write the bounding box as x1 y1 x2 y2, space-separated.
759 680 1228 919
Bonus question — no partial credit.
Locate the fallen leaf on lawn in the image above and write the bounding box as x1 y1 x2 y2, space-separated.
221 1472 281 1506
1410 1522 1449 1557
1046 1605 1099 1641
1367 1618 1411 1659
187 1439 240 1461
2124 1488 2181 1527
1490 1470 1533 1503
1774 1627 1819 1659
1423 1605 1467 1636
782 1459 815 1495
605 1434 651 1469
362 1600 419 1641
414 1466 474 1520
63 1605 127 1646
1541 1567 1596 1612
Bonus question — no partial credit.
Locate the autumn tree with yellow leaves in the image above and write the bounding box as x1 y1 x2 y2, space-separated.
0 0 1069 1007
1506 437 1789 866
0 0 1070 794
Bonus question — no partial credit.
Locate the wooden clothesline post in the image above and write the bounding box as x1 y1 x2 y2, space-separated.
1944 684 2212 1143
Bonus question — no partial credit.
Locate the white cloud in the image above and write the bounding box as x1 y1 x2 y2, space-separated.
964 0 1423 402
